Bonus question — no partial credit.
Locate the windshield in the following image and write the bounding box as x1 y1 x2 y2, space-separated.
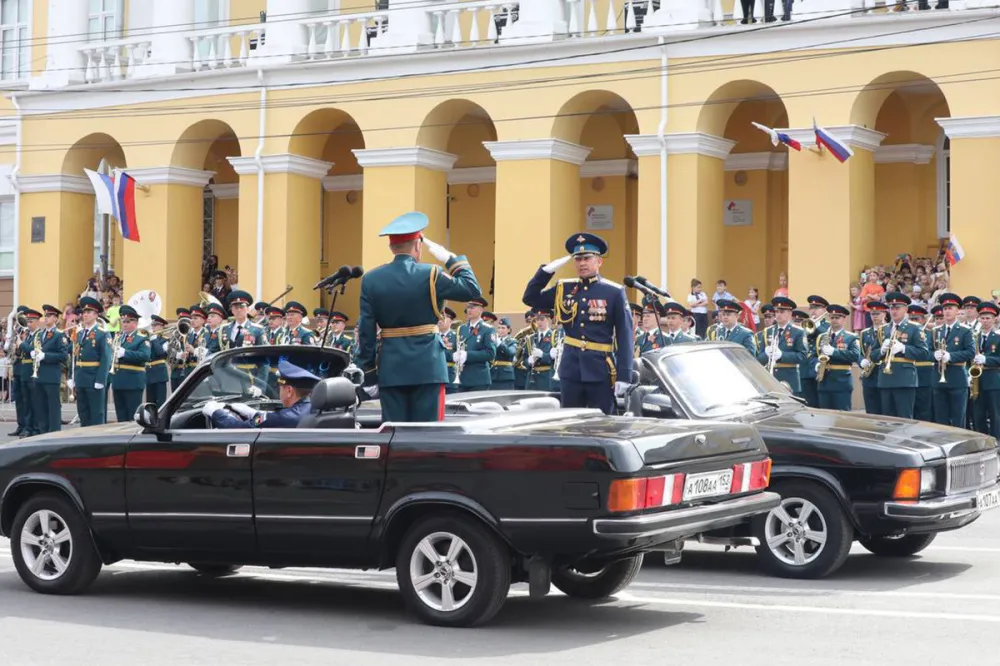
653 346 792 417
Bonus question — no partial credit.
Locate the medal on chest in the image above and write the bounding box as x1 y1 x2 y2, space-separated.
587 299 608 322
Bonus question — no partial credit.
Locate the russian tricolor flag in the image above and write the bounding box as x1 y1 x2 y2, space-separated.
751 122 801 151
945 233 965 267
813 120 854 163
84 168 140 242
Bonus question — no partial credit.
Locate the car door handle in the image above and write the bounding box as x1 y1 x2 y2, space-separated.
227 443 251 458
356 445 381 460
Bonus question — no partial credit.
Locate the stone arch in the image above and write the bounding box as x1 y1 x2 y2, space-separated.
61 132 127 175
698 79 787 138
417 99 497 161
551 90 637 146
170 119 241 171
288 108 365 174
851 71 951 131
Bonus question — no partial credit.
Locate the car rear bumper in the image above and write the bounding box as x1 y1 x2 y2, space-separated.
592 491 781 541
881 481 1000 524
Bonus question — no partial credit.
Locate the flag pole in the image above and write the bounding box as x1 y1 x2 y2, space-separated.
98 159 111 290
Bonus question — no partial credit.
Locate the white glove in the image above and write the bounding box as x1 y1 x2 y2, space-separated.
530 348 544 360
542 254 572 274
175 352 186 361
934 349 944 361
197 347 207 360
363 385 379 399
860 358 871 369
421 236 455 263
202 400 224 417
891 340 905 355
767 346 782 360
975 354 986 365
94 382 104 390
453 350 467 366
614 381 630 398
814 362 821 373
116 347 126 358
35 351 45 362
941 351 951 364
527 356 536 367
229 402 257 419
821 345 835 356
66 379 75 390
551 346 561 361
247 385 263 398
29 350 36 359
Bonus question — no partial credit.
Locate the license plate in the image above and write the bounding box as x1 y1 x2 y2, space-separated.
977 488 1000 512
683 469 734 501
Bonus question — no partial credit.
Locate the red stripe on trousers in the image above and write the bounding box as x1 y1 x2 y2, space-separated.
437 384 445 421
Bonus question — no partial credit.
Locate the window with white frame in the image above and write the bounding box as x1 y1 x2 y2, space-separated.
0 0 29 81
936 132 950 238
0 198 14 274
88 0 124 41
194 0 228 59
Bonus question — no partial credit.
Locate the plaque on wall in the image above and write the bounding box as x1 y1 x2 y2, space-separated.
30 216 45 243
723 200 753 227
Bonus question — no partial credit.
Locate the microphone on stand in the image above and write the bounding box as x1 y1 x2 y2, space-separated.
313 265 351 291
634 276 671 299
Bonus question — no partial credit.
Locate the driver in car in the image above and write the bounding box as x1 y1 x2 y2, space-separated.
201 360 320 428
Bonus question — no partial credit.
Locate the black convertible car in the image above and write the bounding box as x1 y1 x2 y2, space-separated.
0 345 780 627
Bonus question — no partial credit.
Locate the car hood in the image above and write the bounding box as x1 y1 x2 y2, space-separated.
8 422 142 445
752 407 996 462
0 422 141 471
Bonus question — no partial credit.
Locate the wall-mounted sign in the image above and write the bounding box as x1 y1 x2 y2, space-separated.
30 216 45 243
724 200 753 227
585 205 614 230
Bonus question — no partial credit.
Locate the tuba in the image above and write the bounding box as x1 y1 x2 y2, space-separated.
127 290 163 331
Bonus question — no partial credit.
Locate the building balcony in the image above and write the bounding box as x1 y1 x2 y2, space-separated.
29 0 993 90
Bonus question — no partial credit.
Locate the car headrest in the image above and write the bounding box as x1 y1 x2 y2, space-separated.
311 377 358 412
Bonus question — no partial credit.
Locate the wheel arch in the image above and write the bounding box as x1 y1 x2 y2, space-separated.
1 474 88 538
769 465 862 532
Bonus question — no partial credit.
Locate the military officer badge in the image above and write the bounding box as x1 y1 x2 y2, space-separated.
588 299 608 322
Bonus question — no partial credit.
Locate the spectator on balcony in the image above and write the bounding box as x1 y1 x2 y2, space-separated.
765 0 793 22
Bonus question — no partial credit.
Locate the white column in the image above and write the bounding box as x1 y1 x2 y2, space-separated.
370 0 435 55
139 0 196 78
500 0 568 44
33 0 90 88
256 0 315 63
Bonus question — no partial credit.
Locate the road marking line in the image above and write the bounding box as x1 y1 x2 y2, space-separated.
629 581 1000 601
929 545 1000 553
614 592 1000 623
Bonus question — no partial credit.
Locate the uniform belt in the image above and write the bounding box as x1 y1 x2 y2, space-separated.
948 362 969 367
381 324 438 338
915 362 934 367
115 364 146 372
76 361 100 367
447 362 455 368
148 360 167 367
824 365 853 370
269 367 279 374
562 336 613 353
493 361 513 367
19 360 31 365
532 365 552 372
887 358 914 364
774 363 798 369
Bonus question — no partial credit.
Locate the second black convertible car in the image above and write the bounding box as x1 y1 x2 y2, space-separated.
0 346 779 627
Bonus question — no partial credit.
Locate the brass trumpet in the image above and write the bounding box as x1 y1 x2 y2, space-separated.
936 335 948 384
816 331 831 383
882 326 901 375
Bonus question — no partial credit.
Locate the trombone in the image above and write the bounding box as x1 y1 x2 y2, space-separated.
801 313 829 334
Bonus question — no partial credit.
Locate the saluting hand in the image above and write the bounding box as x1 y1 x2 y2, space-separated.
542 255 572 274
422 236 455 263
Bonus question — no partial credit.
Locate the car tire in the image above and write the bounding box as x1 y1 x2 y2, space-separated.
551 554 644 599
188 563 243 576
10 492 103 595
395 514 511 628
752 481 853 579
859 533 936 557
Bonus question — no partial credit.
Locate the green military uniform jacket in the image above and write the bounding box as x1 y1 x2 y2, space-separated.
146 333 169 385
525 328 555 390
816 329 861 393
202 325 223 356
13 330 33 380
110 330 152 390
287 325 315 346
185 327 207 373
665 330 698 345
859 326 884 389
757 324 808 393
441 330 458 385
265 326 285 345
32 327 69 385
492 334 516 384
713 324 757 357
458 320 497 388
635 328 668 355
933 323 976 388
328 331 354 353
872 320 932 389
976 329 1000 391
801 320 830 382
74 325 111 389
221 320 266 350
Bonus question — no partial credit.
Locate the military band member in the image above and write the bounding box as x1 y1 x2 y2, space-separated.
357 211 483 422
972 301 1000 437
931 293 975 428
325 312 354 352
170 307 191 391
313 308 330 340
454 297 496 392
858 302 888 415
252 301 269 325
907 304 935 422
222 291 266 349
16 309 41 437
871 292 931 419
30 305 69 434
524 309 556 391
8 306 32 437
438 307 458 393
488 314 516 390
146 315 170 409
963 296 982 335
713 299 757 356
798 295 830 408
758 297 808 396
69 297 111 427
815 304 860 411
754 304 775 354
629 302 643 339
513 309 535 390
185 305 208 370
660 302 698 344
109 305 151 424
202 303 227 356
523 233 632 415
283 302 315 345
265 306 287 344
681 312 701 341
635 302 668 355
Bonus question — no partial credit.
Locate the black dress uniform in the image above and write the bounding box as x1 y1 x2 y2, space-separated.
757 297 808 394
109 305 151 423
858 301 888 415
522 233 633 415
932 293 976 429
908 304 936 422
72 297 112 427
871 292 932 420
146 315 170 409
815 305 860 411
31 305 69 434
972 302 1000 438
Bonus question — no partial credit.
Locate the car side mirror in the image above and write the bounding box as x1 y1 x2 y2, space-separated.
641 392 677 418
135 402 160 431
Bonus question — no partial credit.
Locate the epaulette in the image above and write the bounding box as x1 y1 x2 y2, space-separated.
599 278 623 289
790 324 805 331
137 329 148 337
557 278 581 286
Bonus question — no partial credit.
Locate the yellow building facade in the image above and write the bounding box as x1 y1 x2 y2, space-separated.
3 0 999 322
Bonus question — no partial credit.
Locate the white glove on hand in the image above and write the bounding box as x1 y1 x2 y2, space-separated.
941 351 951 364
363 385 379 399
94 382 104 390
860 358 871 369
35 351 45 362
934 349 944 361
421 237 455 263
551 346 561 361
229 402 257 419
202 400 224 417
66 379 75 390
815 362 821 373
29 350 36 359
116 347 126 359
821 345 835 356
891 340 905 355
542 254 572 274
453 350 467 366
767 347 782 360
975 354 986 365
530 348 544 360
527 356 536 367
175 352 186 361
614 381 630 398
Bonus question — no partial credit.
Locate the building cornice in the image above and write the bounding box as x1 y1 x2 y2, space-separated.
580 159 637 178
0 122 16 146
777 125 886 152
624 134 661 158
322 174 364 192
18 174 93 194
937 115 1000 139
664 133 737 159
352 147 458 172
724 152 787 172
447 166 496 185
483 139 592 166
228 154 332 179
126 166 216 187
210 183 239 199
874 143 935 165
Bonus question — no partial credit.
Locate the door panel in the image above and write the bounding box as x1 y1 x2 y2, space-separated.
125 430 259 556
253 430 390 565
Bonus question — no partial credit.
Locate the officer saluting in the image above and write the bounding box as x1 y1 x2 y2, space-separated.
357 211 483 422
522 233 632 414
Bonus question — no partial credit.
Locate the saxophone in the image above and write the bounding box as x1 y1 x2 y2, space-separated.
860 328 876 379
971 332 984 399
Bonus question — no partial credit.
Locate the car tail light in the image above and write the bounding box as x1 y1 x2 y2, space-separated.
893 468 921 500
608 474 685 512
729 458 772 493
